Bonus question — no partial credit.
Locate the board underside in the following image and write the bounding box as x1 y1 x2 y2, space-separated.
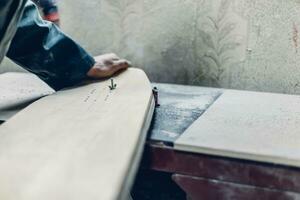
0 68 154 200
175 90 300 168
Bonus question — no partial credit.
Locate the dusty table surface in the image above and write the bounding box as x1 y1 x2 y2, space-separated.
148 83 222 144
143 86 300 199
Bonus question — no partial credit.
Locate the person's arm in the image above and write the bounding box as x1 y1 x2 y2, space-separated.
7 1 130 90
6 1 94 90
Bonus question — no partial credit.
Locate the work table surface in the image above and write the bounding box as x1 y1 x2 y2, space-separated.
1 81 300 199
143 83 300 200
148 83 222 144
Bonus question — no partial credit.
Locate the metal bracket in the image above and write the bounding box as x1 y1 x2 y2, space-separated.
152 87 160 107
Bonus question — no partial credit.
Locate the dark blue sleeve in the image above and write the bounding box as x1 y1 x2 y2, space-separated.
6 1 95 90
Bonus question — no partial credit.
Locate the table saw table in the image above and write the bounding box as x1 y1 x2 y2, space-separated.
1 73 300 200
144 83 300 200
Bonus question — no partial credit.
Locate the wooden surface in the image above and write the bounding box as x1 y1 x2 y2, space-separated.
175 90 300 167
0 68 154 200
0 72 54 121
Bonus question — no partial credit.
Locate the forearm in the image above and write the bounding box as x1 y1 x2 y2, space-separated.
6 1 94 90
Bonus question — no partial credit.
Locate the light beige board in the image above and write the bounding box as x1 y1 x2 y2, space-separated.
0 72 54 120
0 68 154 200
175 90 300 167
0 72 54 109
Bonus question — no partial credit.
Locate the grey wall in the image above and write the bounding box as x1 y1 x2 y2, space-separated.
2 0 300 94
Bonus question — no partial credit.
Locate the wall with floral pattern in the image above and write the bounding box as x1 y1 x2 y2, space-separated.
2 0 300 94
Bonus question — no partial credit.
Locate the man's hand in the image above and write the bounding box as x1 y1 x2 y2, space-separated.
87 53 131 78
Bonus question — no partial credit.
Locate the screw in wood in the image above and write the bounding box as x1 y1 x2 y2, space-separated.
109 79 117 90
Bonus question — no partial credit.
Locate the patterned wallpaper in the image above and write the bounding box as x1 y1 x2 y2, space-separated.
2 0 300 94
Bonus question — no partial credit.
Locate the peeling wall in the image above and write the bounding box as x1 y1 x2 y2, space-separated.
2 0 300 94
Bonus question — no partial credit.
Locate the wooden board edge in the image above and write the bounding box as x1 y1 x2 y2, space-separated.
173 143 300 168
118 94 155 200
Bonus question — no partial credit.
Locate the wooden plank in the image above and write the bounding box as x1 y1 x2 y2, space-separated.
0 72 54 121
143 144 300 193
172 174 300 200
0 68 154 200
175 90 300 167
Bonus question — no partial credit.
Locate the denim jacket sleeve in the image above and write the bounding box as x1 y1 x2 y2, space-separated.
6 1 95 90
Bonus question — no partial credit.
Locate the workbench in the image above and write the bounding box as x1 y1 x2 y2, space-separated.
141 83 300 200
1 73 300 200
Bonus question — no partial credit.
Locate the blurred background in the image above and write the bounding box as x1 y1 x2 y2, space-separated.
2 0 300 94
